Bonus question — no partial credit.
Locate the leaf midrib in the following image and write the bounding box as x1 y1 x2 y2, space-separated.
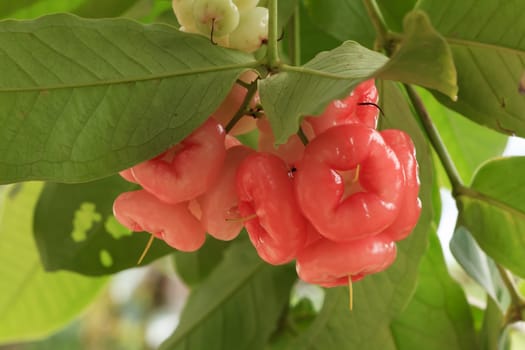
445 36 525 57
0 62 258 93
458 187 525 219
165 260 266 348
281 64 376 80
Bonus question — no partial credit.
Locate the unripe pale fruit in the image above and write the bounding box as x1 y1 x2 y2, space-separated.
172 0 196 29
180 25 231 46
193 0 240 37
233 0 258 12
229 6 268 53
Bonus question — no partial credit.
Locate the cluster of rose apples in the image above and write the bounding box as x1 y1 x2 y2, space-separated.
113 76 421 287
172 0 268 53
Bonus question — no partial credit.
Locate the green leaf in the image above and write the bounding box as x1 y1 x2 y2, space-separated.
33 175 173 275
0 0 40 18
417 0 525 136
457 157 525 278
0 14 256 184
375 10 458 99
174 236 231 287
73 0 140 18
298 3 342 64
479 297 506 350
266 297 318 350
417 88 507 185
277 0 298 31
4 0 84 18
391 233 478 350
259 41 388 143
1 0 140 19
450 226 510 310
282 81 434 349
159 240 297 350
0 183 107 343
302 0 375 49
376 0 417 33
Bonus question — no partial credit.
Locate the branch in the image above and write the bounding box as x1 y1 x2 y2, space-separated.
403 84 464 192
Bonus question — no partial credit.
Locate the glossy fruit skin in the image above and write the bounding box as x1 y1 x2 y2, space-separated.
233 0 258 12
379 130 421 241
193 0 240 37
304 79 379 135
119 168 137 183
294 124 404 242
113 190 205 252
130 119 226 204
296 234 397 287
257 118 306 167
172 0 196 29
198 145 253 240
236 152 307 264
229 6 269 53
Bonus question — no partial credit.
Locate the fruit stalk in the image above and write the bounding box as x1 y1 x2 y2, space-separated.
287 2 301 66
496 264 525 324
403 84 463 192
362 0 388 51
225 78 259 133
266 0 280 70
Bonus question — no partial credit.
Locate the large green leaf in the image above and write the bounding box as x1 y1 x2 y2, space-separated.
1 0 139 19
73 0 140 18
302 0 375 49
4 0 84 18
417 0 525 136
160 240 297 350
451 226 510 310
0 1 40 18
33 176 173 275
259 41 388 143
418 88 507 185
0 183 106 343
457 157 525 278
261 33 457 143
376 10 458 99
391 233 478 350
376 0 417 33
0 14 256 184
280 81 433 349
479 297 507 350
298 3 342 64
173 236 231 287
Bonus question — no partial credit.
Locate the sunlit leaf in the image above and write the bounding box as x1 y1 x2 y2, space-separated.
0 183 106 343
34 176 173 275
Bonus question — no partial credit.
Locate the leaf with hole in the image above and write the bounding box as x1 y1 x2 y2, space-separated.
34 175 173 276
